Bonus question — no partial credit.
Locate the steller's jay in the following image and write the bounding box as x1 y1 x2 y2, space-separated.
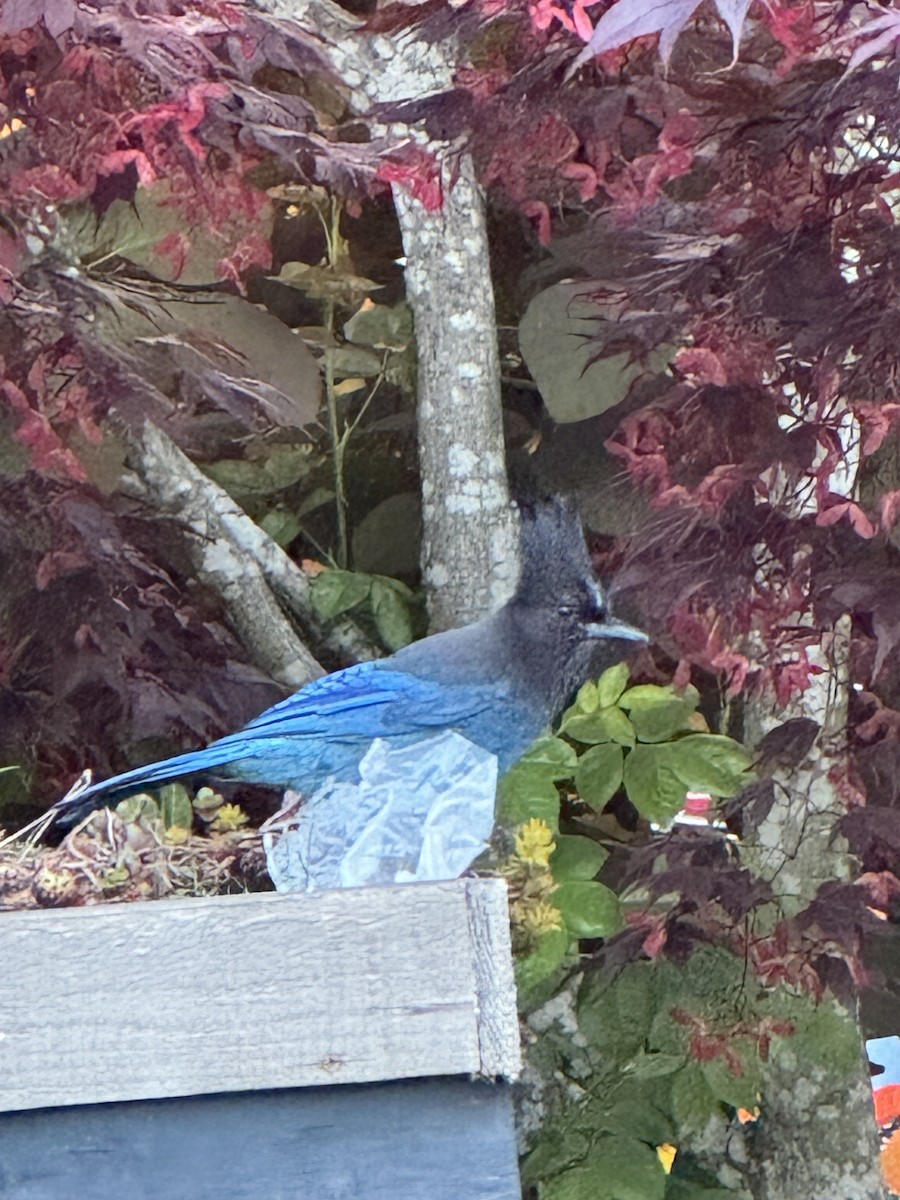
51 501 647 823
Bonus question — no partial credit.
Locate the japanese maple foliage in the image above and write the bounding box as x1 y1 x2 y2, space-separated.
421 2 900 711
4 0 900 939
0 1 406 813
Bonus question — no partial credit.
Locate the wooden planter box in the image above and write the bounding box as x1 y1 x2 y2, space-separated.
0 877 522 1199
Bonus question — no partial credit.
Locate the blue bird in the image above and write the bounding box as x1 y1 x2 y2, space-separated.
52 502 647 822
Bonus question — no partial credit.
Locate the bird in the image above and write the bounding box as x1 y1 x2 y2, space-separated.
50 500 647 824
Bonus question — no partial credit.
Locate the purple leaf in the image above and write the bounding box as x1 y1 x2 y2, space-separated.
0 0 75 38
571 0 754 70
714 0 753 60
844 11 900 74
571 0 702 70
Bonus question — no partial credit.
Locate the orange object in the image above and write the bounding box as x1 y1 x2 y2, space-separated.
876 1085 900 1127
882 1129 900 1196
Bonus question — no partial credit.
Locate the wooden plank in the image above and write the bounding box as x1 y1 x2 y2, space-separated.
0 1077 522 1200
0 878 520 1112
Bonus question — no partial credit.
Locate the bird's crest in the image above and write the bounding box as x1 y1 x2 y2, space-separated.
515 498 597 606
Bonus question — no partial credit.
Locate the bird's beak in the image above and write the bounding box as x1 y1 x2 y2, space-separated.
585 616 649 643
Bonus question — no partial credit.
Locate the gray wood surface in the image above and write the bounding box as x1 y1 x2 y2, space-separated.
0 878 520 1112
0 1077 521 1200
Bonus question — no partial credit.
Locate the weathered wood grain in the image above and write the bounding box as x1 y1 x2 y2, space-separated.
0 878 520 1112
0 1078 522 1200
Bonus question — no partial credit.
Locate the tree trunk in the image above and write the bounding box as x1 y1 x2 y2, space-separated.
290 0 518 629
739 618 886 1200
392 157 517 630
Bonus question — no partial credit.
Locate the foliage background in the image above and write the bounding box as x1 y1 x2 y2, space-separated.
4 1 900 1196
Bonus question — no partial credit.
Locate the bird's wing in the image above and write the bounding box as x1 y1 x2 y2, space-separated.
232 659 497 741
55 661 502 815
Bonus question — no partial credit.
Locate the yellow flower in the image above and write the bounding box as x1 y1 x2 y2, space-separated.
516 898 563 939
213 803 248 832
656 1144 677 1174
515 818 556 867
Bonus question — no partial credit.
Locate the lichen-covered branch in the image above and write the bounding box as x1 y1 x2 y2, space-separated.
125 422 377 683
736 618 886 1200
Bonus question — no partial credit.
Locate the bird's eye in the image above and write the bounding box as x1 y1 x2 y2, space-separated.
558 603 577 617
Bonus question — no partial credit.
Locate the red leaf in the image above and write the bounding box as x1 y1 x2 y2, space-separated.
377 149 443 212
641 920 668 958
880 490 900 532
36 550 90 590
522 199 552 245
13 411 88 483
98 148 156 187
675 347 728 386
815 499 851 528
816 498 877 539
848 502 877 540
854 402 900 457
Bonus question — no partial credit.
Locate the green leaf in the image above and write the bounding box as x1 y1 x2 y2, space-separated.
563 705 636 746
525 735 580 776
516 926 570 995
789 999 863 1075
623 743 687 823
520 1123 591 1189
115 793 160 824
551 834 609 881
192 786 223 815
519 281 674 425
603 1078 676 1145
622 735 752 822
343 300 413 351
499 735 577 824
499 766 560 825
330 344 383 377
263 444 318 490
543 1137 667 1200
369 577 414 650
159 783 193 832
296 485 334 518
554 881 623 939
272 261 379 304
620 684 700 743
632 1052 686 1080
311 569 372 619
677 944 746 1006
203 458 272 501
575 742 624 809
668 735 753 796
579 960 667 1058
574 679 601 713
664 1178 739 1200
597 661 631 708
671 1064 721 1132
259 509 301 548
700 1054 760 1112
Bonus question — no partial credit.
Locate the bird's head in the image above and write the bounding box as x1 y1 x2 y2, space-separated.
510 500 648 709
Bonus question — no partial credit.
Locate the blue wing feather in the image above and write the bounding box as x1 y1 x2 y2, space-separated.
62 660 505 813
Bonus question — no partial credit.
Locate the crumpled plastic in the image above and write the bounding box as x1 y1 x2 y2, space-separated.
261 731 498 892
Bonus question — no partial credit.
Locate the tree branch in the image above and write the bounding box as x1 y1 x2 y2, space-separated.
123 422 378 685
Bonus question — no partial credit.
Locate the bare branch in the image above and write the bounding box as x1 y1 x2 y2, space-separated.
125 422 378 683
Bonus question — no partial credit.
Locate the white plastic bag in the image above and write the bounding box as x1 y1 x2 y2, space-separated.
262 731 498 891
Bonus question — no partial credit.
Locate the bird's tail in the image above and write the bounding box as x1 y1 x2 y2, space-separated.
50 740 248 827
